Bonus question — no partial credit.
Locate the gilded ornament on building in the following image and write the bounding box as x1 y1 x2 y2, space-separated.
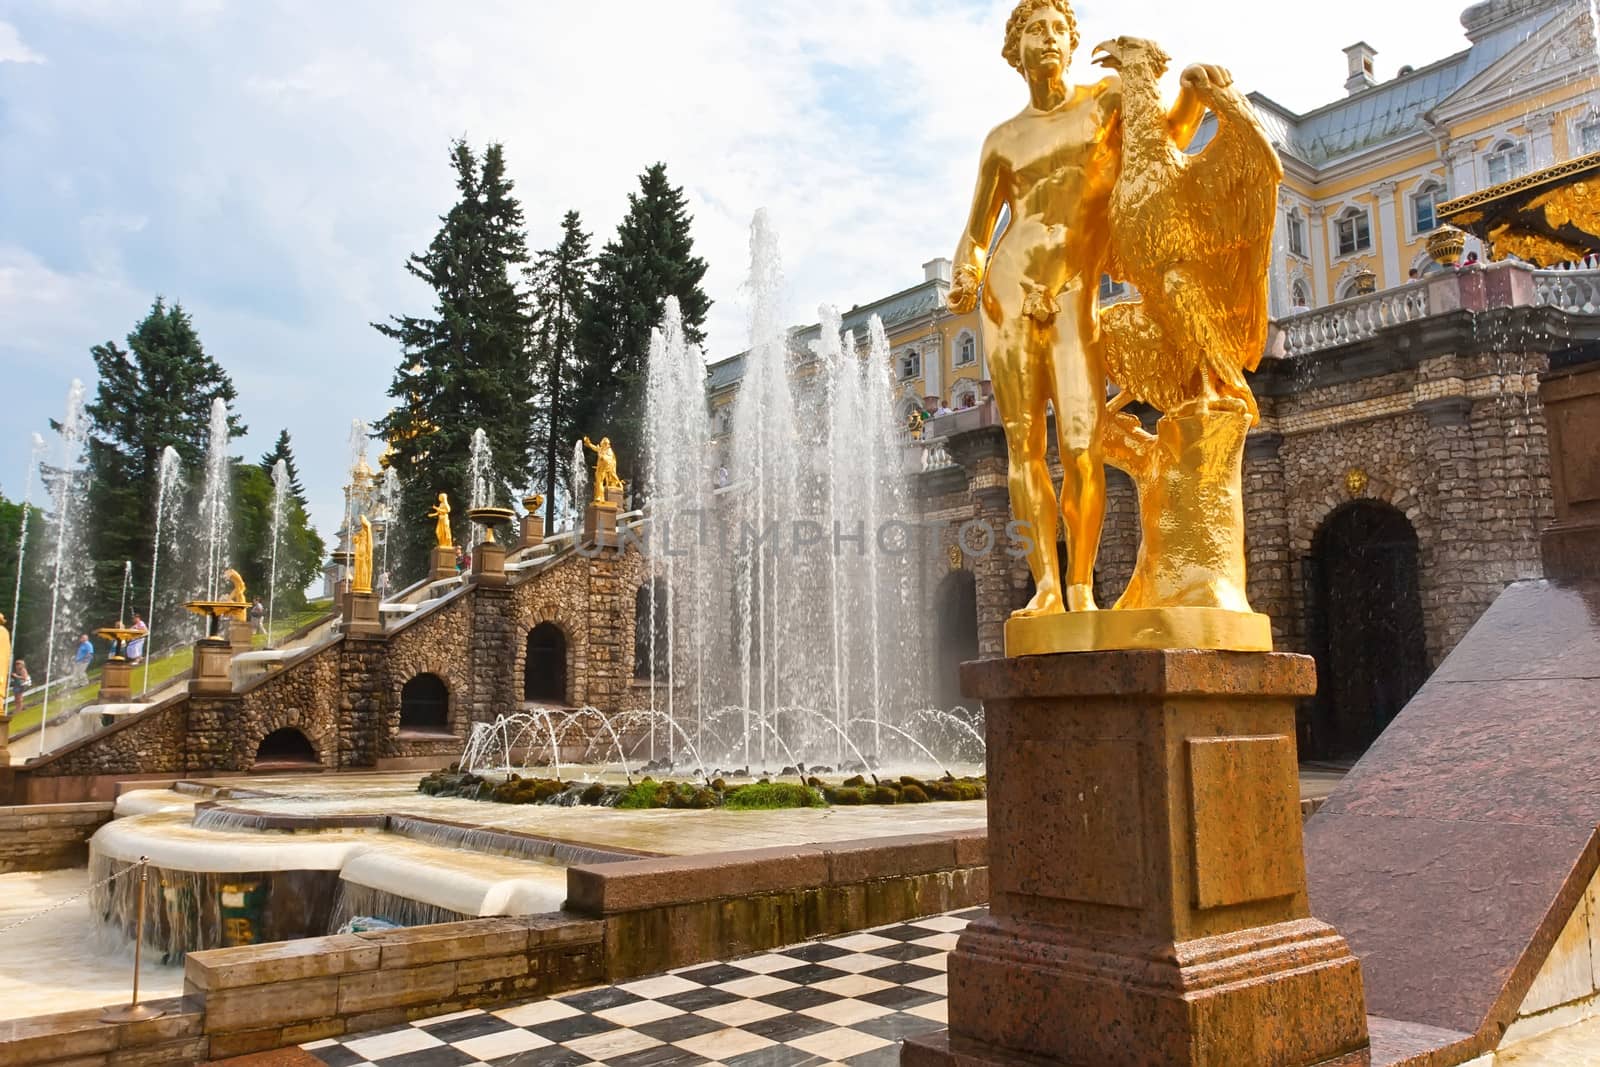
1427 226 1466 267
1344 468 1369 497
948 544 964 572
1438 151 1600 266
947 6 1277 654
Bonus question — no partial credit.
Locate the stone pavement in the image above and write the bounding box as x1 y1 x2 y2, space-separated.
272 909 976 1066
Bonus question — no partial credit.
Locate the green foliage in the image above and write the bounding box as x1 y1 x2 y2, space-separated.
0 496 46 664
722 782 826 810
375 140 535 577
258 429 309 509
573 163 711 483
232 462 324 615
82 298 242 625
614 779 666 809
527 210 593 526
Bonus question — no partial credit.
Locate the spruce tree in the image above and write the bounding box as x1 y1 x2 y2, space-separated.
526 210 593 524
574 163 710 484
233 461 325 617
82 298 242 623
375 140 533 574
258 429 308 509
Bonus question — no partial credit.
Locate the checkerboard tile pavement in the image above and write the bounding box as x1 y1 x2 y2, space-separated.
300 907 983 1067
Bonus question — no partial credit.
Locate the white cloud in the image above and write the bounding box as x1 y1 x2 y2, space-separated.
0 20 44 63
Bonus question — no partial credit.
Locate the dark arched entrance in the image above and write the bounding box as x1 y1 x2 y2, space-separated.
1305 502 1428 760
254 728 319 767
524 623 567 704
935 570 979 709
400 673 450 733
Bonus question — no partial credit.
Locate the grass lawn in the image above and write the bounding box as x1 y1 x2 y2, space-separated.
7 600 333 734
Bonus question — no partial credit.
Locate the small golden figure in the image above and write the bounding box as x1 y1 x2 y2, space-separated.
583 436 624 503
428 493 453 548
223 567 246 604
352 515 374 595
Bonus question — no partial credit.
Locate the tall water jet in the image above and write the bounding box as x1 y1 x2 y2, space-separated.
40 380 88 753
379 466 400 594
197 398 232 602
643 296 713 756
266 459 289 647
468 428 493 544
117 560 132 622
143 447 183 693
342 419 369 582
570 439 588 530
10 432 47 665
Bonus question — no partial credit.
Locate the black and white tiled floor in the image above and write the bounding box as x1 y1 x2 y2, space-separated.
302 908 980 1067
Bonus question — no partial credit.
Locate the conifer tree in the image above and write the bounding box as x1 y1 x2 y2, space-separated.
574 163 710 484
258 429 309 509
375 140 533 573
82 298 242 623
526 210 593 524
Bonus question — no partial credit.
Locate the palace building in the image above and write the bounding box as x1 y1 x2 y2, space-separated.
705 0 1600 761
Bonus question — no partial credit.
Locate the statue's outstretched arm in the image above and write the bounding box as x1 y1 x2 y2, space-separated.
1167 63 1232 150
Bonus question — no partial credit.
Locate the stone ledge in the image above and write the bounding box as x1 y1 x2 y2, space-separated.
184 934 379 991
0 997 200 1067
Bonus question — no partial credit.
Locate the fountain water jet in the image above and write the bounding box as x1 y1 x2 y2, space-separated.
10 432 47 667
40 381 89 753
266 460 289 648
142 447 183 694
197 399 232 603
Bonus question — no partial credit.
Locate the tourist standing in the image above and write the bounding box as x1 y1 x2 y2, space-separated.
9 660 28 716
70 633 92 687
248 598 266 638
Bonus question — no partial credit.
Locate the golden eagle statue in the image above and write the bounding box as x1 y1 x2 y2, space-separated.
1091 36 1282 423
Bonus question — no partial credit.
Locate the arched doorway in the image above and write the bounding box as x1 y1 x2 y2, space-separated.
1305 502 1428 760
399 673 450 733
254 728 319 768
934 570 978 709
524 623 567 704
634 580 669 680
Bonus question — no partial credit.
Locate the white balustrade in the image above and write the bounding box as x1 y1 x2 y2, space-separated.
1532 266 1600 315
1279 282 1432 357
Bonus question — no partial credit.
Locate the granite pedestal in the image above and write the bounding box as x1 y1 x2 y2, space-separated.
904 649 1369 1067
98 658 132 702
344 591 381 635
583 501 619 551
472 539 507 588
429 545 458 583
189 638 233 696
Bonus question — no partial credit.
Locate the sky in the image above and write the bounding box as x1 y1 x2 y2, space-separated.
0 0 1492 544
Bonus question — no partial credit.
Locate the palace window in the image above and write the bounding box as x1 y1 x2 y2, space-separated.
1580 121 1600 155
899 348 921 380
1098 274 1126 301
1335 208 1372 256
1291 280 1311 309
1411 182 1443 235
1286 211 1307 257
956 333 976 366
1485 140 1528 185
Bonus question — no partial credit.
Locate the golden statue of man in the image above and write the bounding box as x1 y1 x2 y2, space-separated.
428 493 452 548
583 436 624 503
352 515 374 595
947 0 1218 615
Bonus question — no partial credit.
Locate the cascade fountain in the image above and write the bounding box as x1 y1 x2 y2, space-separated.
468 428 494 545
197 398 232 603
631 212 939 774
142 447 183 693
266 459 289 647
569 438 587 530
9 432 46 666
39 380 89 754
379 465 400 594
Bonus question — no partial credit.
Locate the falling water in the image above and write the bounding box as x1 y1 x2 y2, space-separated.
118 561 132 624
637 212 940 771
343 419 368 581
570 439 588 528
643 297 712 758
143 447 183 694
197 399 232 602
9 432 46 662
468 428 492 544
40 380 88 754
266 460 289 648
379 466 400 595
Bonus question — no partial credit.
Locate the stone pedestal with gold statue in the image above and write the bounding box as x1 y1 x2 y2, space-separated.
344 593 382 636
582 501 619 551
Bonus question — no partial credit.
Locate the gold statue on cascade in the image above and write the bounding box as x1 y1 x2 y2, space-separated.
948 0 1281 654
584 436 624 504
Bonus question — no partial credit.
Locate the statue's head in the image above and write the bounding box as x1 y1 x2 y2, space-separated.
600 437 611 448
437 492 448 503
1003 0 1078 79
